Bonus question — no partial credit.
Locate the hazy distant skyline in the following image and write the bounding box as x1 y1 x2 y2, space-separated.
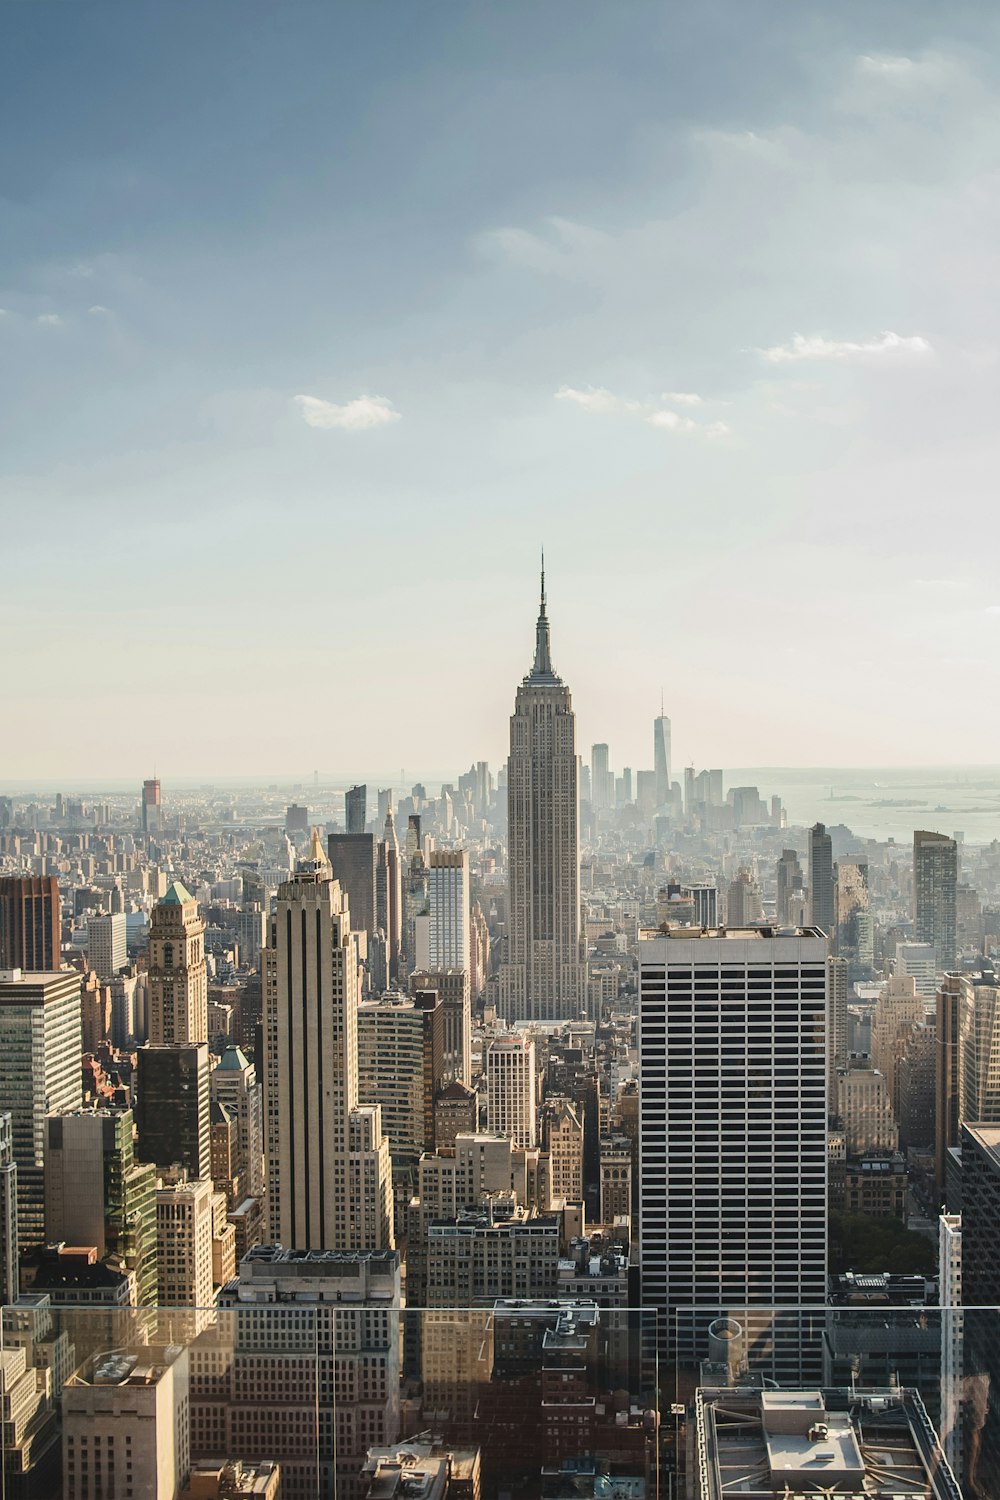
5 2 1000 777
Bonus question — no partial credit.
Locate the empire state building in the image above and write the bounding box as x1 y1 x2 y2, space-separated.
499 565 587 1022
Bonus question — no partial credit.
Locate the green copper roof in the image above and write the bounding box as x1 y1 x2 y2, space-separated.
217 1044 251 1071
161 879 193 906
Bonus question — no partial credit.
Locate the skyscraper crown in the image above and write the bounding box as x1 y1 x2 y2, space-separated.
526 551 562 685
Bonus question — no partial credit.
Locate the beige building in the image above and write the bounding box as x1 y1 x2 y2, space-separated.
599 1135 632 1223
193 1247 401 1500
62 1345 190 1500
148 880 208 1046
870 975 925 1119
156 1178 220 1337
543 1097 583 1203
264 832 392 1250
837 1061 899 1155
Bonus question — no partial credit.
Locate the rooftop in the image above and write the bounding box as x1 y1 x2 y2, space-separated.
161 879 194 906
696 1387 961 1500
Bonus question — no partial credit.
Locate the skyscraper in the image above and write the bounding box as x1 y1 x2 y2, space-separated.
653 710 671 808
486 1035 537 1148
0 968 83 1253
136 1043 212 1181
328 831 377 937
499 564 586 1022
425 848 470 973
914 829 958 971
147 880 208 1045
0 1111 17 1305
86 910 127 982
345 783 367 834
638 927 827 1378
808 822 835 936
140 776 161 835
591 743 612 812
775 849 804 925
264 830 393 1250
0 875 60 971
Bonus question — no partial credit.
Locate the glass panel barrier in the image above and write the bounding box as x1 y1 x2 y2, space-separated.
5 1301 997 1497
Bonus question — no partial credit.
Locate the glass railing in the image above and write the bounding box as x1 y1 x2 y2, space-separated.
1 1297 993 1498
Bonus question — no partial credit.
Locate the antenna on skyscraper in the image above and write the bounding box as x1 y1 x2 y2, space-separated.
540 547 546 614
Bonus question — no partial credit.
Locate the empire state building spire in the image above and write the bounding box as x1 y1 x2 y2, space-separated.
528 549 560 684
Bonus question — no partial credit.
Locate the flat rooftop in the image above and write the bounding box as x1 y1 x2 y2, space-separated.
639 925 825 943
696 1387 962 1500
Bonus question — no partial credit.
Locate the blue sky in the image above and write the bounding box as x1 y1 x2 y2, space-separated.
3 1 1000 781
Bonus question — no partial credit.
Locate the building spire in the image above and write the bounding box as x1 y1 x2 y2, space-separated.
531 549 555 679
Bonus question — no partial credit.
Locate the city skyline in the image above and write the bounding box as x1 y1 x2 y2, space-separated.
6 2 1000 774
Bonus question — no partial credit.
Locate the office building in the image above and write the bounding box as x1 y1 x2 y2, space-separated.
0 875 60 971
425 1206 560 1306
264 830 393 1249
837 1061 898 1154
0 967 83 1253
686 883 718 928
155 1177 219 1333
939 1213 963 1480
87 910 127 982
0 1112 16 1305
44 1106 158 1308
346 783 367 834
376 810 403 979
195 1246 401 1500
808 823 835 936
936 974 963 1200
63 1345 190 1500
498 565 587 1022
148 880 208 1045
411 967 472 1086
426 848 471 973
726 868 763 926
487 1034 537 1148
638 927 827 1379
136 1043 212 1181
896 940 938 999
959 1124 1000 1497
914 830 958 971
591 743 613 812
140 776 162 835
358 990 445 1163
542 1097 583 1202
285 803 309 835
958 971 1000 1125
775 850 804 925
209 1044 264 1201
327 830 377 936
693 1385 961 1500
871 974 925 1119
654 711 671 808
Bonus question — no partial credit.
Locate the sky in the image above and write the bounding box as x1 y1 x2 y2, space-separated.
3 0 1000 782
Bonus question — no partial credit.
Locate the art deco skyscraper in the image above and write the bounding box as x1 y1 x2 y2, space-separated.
264 831 392 1250
499 564 586 1023
147 880 208 1045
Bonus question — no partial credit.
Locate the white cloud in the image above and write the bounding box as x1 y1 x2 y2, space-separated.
759 331 932 363
661 391 703 406
555 385 728 437
88 304 111 316
36 313 63 327
294 393 401 431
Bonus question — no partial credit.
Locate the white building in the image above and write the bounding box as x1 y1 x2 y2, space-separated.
156 1178 217 1336
86 911 127 983
264 832 393 1250
424 849 470 973
638 927 828 1380
896 940 938 999
487 1035 537 1148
